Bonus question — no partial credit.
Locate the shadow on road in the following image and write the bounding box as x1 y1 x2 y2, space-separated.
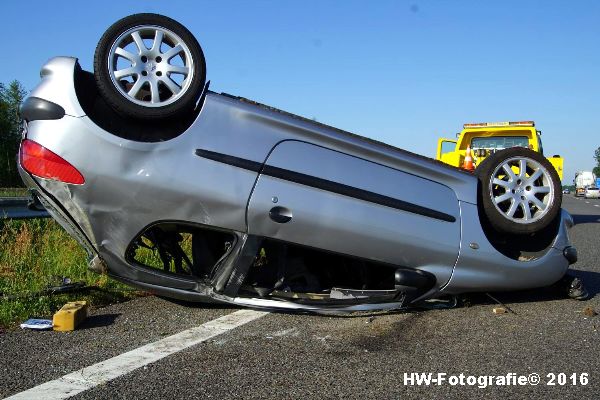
462 270 600 307
572 213 600 225
79 313 121 329
157 296 239 310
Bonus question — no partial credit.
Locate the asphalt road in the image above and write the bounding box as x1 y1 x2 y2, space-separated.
1 195 599 399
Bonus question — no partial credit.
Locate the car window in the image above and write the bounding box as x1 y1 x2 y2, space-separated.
440 140 456 155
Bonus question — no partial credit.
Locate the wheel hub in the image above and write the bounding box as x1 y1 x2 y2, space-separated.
145 61 157 73
489 156 554 224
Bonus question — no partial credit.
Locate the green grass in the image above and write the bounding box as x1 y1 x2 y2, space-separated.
0 187 28 197
0 218 142 328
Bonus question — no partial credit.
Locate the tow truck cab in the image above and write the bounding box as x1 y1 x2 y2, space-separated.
436 121 564 180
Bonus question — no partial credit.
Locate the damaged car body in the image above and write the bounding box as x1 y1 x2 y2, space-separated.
18 14 577 312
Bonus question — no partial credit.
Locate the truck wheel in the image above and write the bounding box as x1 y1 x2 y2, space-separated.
476 147 562 235
94 13 206 120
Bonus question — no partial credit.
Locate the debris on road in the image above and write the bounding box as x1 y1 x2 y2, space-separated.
582 307 598 317
20 319 53 330
567 277 590 301
52 301 88 331
486 293 517 314
492 307 508 315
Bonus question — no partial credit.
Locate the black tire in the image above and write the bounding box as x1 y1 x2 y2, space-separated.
476 147 562 235
94 14 206 120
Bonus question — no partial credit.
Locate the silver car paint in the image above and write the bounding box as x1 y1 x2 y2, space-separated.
247 140 460 287
441 204 571 294
19 57 574 309
34 59 86 117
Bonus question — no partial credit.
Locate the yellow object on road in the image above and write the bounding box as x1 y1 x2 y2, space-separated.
52 301 88 331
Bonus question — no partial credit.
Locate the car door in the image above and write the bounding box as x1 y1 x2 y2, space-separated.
246 141 461 282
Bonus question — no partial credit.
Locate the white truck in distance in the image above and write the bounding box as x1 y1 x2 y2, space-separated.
574 171 597 197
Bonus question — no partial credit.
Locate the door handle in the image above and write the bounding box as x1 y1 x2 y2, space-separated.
269 206 293 223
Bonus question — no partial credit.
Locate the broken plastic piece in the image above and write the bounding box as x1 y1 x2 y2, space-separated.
568 277 589 301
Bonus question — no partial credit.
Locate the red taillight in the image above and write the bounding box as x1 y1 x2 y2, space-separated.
19 139 85 184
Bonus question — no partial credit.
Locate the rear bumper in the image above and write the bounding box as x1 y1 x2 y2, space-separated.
18 164 97 259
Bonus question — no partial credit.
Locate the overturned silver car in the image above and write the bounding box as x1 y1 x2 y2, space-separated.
18 14 576 312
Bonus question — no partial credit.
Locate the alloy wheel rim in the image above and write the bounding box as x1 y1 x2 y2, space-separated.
489 156 554 224
107 25 195 107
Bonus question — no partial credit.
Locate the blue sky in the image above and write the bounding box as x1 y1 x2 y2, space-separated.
2 0 599 183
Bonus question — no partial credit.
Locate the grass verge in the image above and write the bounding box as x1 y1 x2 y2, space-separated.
0 218 142 328
0 187 28 197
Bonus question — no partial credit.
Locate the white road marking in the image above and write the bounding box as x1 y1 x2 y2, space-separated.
585 201 590 204
5 309 268 400
595 204 599 207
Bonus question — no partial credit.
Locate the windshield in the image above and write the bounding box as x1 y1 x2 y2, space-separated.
471 136 529 150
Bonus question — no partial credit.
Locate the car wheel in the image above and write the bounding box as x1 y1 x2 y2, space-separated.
476 147 561 235
94 13 206 120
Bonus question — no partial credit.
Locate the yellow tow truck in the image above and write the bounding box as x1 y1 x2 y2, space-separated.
435 121 563 180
